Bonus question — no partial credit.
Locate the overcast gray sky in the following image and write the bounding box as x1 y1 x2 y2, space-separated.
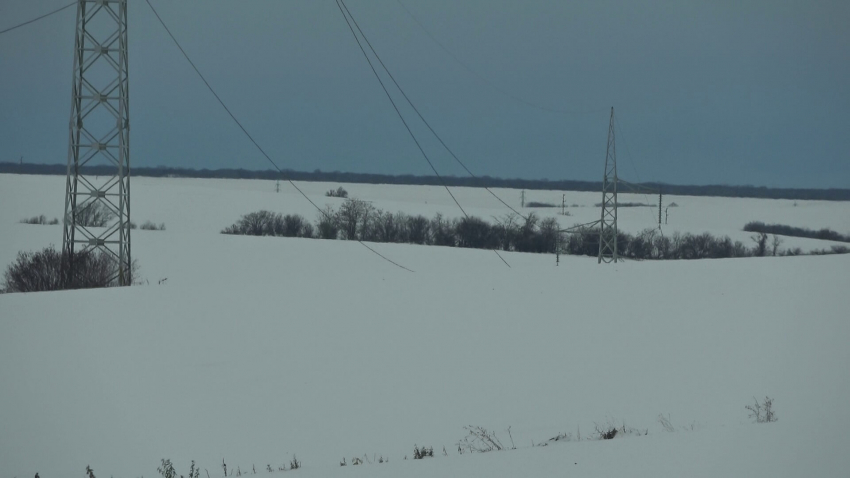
1 0 848 188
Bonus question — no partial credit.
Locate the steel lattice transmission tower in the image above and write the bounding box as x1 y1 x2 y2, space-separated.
598 107 618 263
62 0 131 285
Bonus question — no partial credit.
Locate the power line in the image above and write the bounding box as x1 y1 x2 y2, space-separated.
336 0 514 267
143 0 413 273
0 1 75 36
335 0 468 218
393 0 608 116
341 0 528 222
614 116 661 228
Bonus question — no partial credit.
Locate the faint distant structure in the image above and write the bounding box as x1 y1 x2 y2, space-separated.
598 107 618 263
62 0 132 285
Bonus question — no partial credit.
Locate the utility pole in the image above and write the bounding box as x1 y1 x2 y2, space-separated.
276 179 280 193
521 190 525 208
658 189 662 227
62 0 131 286
598 107 618 263
561 193 565 216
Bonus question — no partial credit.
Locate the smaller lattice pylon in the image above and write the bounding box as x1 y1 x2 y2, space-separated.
598 107 618 263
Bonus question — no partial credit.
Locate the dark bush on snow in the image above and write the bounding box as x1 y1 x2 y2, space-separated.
325 186 349 198
2 246 129 293
20 215 59 225
140 221 166 231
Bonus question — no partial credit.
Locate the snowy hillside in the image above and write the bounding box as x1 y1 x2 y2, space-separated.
1 174 849 478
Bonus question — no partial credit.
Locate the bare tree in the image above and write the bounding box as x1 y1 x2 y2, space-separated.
492 213 519 251
751 232 768 257
336 198 374 240
372 210 404 243
430 213 455 246
771 234 783 256
538 217 560 253
406 214 430 244
315 206 339 239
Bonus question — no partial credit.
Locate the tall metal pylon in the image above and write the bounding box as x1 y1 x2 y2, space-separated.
598 107 618 263
62 0 131 285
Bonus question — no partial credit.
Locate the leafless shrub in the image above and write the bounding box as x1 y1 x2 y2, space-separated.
188 460 200 478
77 201 115 227
595 423 618 440
594 420 647 440
746 396 777 423
20 215 49 225
140 221 166 231
658 414 675 432
548 431 573 443
2 246 134 292
457 425 504 453
325 186 348 198
413 445 434 459
157 459 177 478
222 211 312 238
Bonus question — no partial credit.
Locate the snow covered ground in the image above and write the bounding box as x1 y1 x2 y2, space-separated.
1 173 849 478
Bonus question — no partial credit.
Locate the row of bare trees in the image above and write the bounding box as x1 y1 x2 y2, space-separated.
744 221 850 243
223 198 561 253
222 199 850 260
562 227 795 259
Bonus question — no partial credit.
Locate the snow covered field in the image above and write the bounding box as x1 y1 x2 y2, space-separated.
1 173 849 478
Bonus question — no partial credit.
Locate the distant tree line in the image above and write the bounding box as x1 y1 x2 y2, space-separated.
4 162 850 201
221 198 850 259
221 198 561 253
743 221 850 243
563 227 758 259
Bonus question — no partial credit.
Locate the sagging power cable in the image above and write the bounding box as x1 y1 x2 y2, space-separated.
336 0 512 267
393 0 609 116
340 0 527 222
614 117 662 229
144 0 413 273
0 1 75 36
